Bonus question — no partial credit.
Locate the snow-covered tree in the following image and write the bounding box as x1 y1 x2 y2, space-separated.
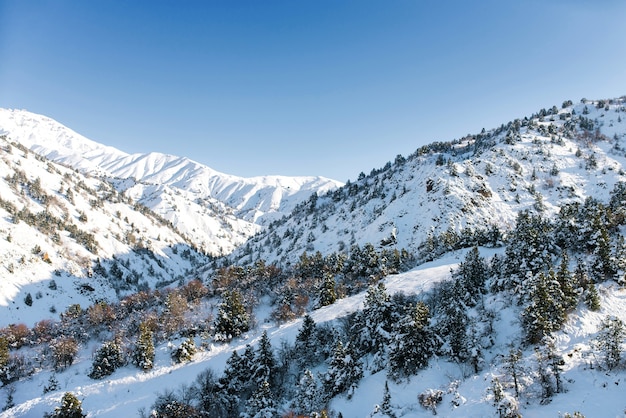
242 381 277 418
171 338 196 364
46 392 86 418
292 369 324 417
521 271 567 344
388 301 433 381
596 315 626 370
252 331 277 390
294 314 321 369
323 339 363 399
89 339 124 379
352 282 392 371
133 321 155 371
214 290 249 342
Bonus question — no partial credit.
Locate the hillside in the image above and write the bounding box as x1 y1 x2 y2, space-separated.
0 135 213 327
228 98 626 267
2 97 626 418
0 109 342 255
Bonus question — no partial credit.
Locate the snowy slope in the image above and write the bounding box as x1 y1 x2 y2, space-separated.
4 248 626 417
0 109 342 254
0 136 211 328
230 98 626 266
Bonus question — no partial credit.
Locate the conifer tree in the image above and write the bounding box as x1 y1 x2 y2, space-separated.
293 369 323 417
214 290 249 342
455 246 488 306
294 314 320 369
596 316 626 370
252 331 276 390
48 392 86 418
242 381 277 418
353 282 392 370
584 281 601 311
556 252 578 311
380 381 397 418
323 339 363 399
133 321 155 371
89 339 124 379
522 271 567 344
318 272 337 307
388 301 433 381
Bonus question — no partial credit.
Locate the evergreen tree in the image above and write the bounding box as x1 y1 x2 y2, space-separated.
214 290 249 342
293 369 323 417
323 339 363 399
388 302 433 381
318 272 337 307
596 316 626 370
584 281 601 311
242 381 277 418
219 350 250 415
252 331 277 390
89 339 124 379
438 281 470 361
294 314 320 369
522 271 567 344
455 246 488 306
352 282 392 371
47 392 86 418
133 321 155 371
380 381 397 418
556 252 578 311
172 338 196 363
503 349 523 399
503 212 554 294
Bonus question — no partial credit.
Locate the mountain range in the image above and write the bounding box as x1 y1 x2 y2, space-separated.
1 97 626 417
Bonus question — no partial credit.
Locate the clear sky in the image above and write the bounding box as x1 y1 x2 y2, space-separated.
1 1 625 182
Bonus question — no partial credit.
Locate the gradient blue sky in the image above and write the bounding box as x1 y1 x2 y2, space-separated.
1 1 625 182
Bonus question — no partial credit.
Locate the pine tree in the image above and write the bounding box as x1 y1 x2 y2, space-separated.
352 282 392 371
89 339 124 379
584 281 601 311
172 338 196 364
388 302 432 381
133 321 155 371
214 290 250 342
219 350 250 415
242 381 277 418
596 315 626 370
252 331 276 390
380 381 397 418
294 314 320 369
48 392 86 418
318 272 337 307
323 339 363 399
556 252 578 311
455 246 488 306
293 369 323 417
522 271 567 344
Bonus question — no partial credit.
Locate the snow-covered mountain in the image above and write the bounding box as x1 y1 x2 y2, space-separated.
0 134 214 327
228 97 626 266
3 97 626 418
0 109 342 255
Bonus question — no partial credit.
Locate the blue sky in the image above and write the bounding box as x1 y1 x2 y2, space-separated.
1 1 625 182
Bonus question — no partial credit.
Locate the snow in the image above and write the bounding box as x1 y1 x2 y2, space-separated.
3 99 626 416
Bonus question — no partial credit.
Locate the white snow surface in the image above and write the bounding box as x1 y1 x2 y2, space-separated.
2 248 626 417
0 108 343 255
